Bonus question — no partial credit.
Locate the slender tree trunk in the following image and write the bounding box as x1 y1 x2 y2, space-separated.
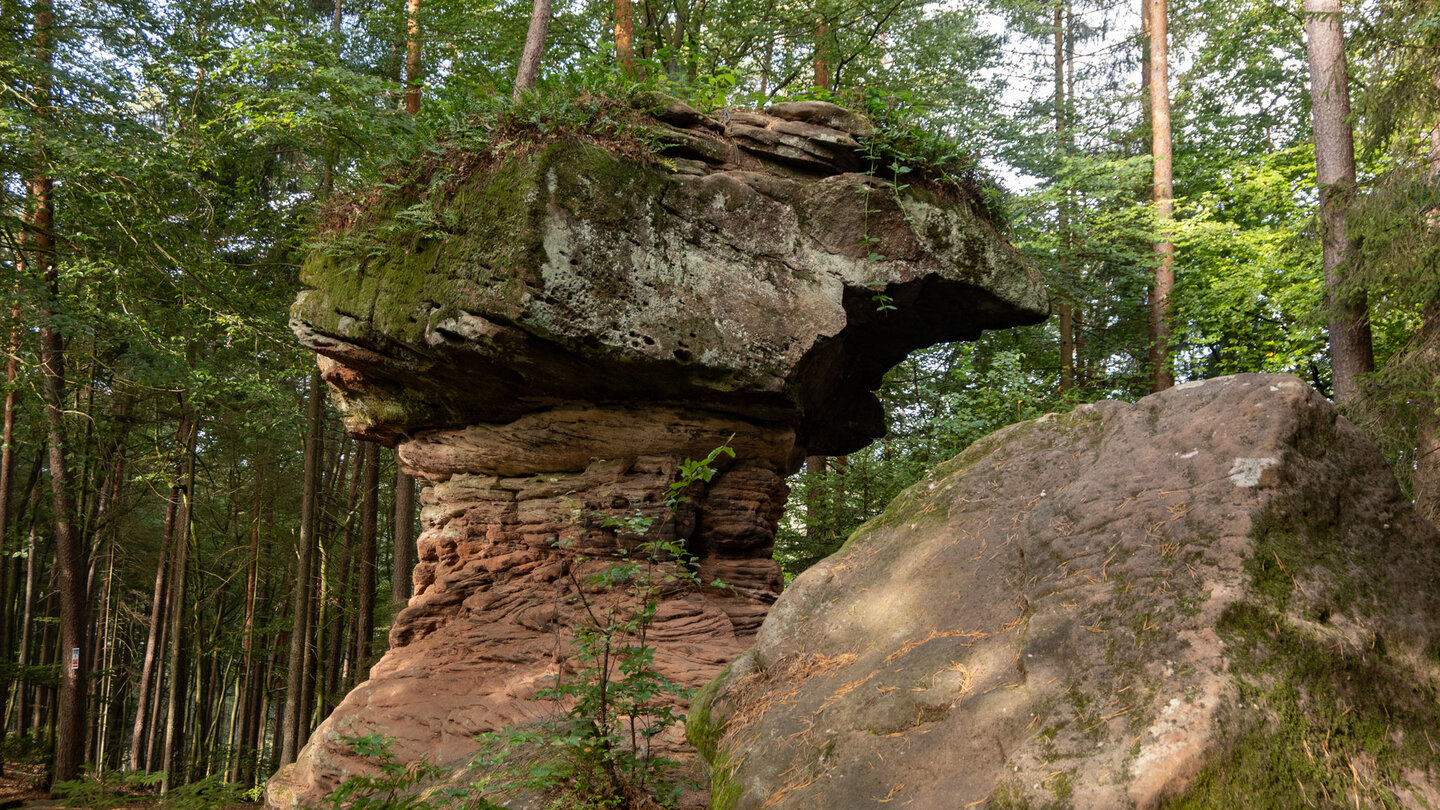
0 293 21 777
513 0 553 99
1412 122 1440 524
281 370 324 766
1146 0 1175 392
129 409 191 771
1414 300 1440 525
393 463 415 607
160 403 197 792
354 443 379 679
299 542 320 738
1054 0 1074 394
614 0 636 77
804 455 826 549
1304 0 1373 403
14 481 39 740
405 0 423 113
325 451 361 703
813 18 829 90
231 460 263 782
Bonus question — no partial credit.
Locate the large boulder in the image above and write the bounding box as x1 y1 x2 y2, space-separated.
272 100 1048 808
690 373 1440 809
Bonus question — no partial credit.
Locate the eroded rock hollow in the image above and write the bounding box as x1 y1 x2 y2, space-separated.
270 99 1047 807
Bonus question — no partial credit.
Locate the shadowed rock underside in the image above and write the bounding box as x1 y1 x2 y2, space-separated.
271 100 1048 809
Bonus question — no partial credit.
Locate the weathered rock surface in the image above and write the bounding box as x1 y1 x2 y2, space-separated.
291 99 1046 455
690 374 1440 809
273 100 1047 808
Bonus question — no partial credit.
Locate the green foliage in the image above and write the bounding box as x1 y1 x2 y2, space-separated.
474 445 735 808
327 734 500 810
51 770 247 809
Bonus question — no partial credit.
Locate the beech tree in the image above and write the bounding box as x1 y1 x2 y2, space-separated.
513 0 554 98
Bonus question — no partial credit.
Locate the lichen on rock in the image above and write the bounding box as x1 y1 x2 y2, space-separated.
689 373 1440 809
274 99 1047 809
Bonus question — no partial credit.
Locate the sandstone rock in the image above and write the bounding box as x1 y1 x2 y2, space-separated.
291 110 1044 455
690 374 1440 809
766 100 875 137
275 104 1047 808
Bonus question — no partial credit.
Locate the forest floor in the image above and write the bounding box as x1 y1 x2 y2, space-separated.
0 764 252 809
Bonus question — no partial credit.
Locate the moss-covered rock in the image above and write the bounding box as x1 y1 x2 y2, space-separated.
292 111 1046 452
692 374 1440 809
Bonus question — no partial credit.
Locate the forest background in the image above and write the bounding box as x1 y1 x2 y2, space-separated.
0 0 1436 799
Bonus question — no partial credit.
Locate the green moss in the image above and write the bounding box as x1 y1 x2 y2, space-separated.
1245 508 1363 617
707 751 744 810
1162 601 1440 809
1049 770 1074 804
684 662 731 762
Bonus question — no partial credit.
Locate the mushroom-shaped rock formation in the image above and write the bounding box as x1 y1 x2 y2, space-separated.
270 99 1047 807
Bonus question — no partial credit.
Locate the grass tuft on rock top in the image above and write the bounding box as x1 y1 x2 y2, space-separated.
306 79 1008 268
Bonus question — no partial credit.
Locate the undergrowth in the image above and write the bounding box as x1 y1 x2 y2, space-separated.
326 446 735 810
52 770 258 808
310 76 1008 262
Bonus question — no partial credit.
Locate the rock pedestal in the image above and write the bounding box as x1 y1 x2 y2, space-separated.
271 99 1048 807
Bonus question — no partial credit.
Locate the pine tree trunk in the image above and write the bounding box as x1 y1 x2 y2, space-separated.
813 19 829 90
14 482 39 740
405 0 422 114
1413 123 1440 524
1146 0 1175 393
1054 0 1074 394
0 295 21 777
160 403 197 792
30 0 86 785
512 0 553 99
355 442 379 678
325 451 361 704
281 370 324 766
614 0 636 77
393 464 415 607
129 409 191 771
231 461 264 782
1303 0 1373 403
804 455 826 551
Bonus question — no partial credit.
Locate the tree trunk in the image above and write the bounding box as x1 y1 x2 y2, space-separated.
0 292 21 777
1054 0 1074 394
231 460 263 782
355 442 379 678
14 480 39 740
280 370 324 766
129 409 192 771
325 450 362 704
614 0 636 77
393 463 415 607
405 0 422 113
1412 122 1440 524
160 402 197 792
1304 0 1373 403
512 0 553 99
1146 0 1175 393
813 19 829 91
804 455 826 549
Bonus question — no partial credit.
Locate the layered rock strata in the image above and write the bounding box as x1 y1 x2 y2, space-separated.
272 99 1048 807
690 374 1440 809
